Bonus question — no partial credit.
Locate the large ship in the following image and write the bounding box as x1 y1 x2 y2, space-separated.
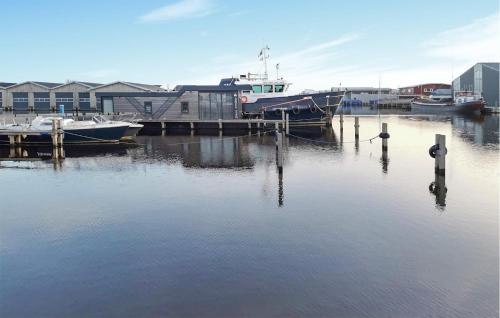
222 46 344 122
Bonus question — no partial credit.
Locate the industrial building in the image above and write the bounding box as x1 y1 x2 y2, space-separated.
399 83 451 96
0 81 244 119
452 63 499 107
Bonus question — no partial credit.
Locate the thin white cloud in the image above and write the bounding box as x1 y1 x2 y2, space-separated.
424 12 500 62
139 0 215 23
174 34 361 92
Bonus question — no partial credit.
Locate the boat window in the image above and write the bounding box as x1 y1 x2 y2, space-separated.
275 84 284 93
264 85 273 93
252 85 263 93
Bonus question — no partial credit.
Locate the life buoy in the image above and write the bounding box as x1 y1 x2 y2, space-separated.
240 96 248 103
429 144 438 158
310 103 317 113
429 144 447 158
292 106 300 114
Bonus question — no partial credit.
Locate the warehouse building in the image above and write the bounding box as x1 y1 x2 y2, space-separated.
452 63 499 107
0 80 245 120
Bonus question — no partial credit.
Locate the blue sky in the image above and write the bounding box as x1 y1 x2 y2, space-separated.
1 0 498 92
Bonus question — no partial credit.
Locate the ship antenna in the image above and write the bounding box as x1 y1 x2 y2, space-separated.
276 63 280 80
259 45 270 80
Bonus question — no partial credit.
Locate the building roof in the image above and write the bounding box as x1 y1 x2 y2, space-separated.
124 82 166 91
91 81 167 92
51 81 103 90
5 81 63 90
78 81 103 88
0 82 16 88
399 83 451 89
31 81 63 88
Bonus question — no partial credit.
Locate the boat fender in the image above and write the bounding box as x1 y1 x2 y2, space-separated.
292 106 300 114
428 144 447 158
378 132 390 139
240 96 248 103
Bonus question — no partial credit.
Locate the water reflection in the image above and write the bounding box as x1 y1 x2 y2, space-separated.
429 173 447 209
451 114 499 146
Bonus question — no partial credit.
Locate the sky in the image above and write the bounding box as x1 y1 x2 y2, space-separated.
1 0 498 92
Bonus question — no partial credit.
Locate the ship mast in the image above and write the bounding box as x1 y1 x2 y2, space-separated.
259 45 270 80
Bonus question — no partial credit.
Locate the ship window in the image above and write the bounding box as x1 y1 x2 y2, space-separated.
264 85 273 93
181 101 189 113
252 85 262 93
274 84 284 93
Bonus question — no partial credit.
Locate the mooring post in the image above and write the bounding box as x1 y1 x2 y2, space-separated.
161 121 166 130
190 122 194 130
8 135 15 146
52 119 58 148
285 113 290 136
382 123 388 151
354 116 360 139
435 134 446 175
276 128 283 171
218 119 223 130
57 119 64 146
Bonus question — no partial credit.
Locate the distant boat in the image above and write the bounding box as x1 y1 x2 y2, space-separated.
0 116 130 144
411 90 484 114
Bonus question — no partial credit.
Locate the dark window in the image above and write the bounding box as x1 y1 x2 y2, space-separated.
181 101 189 113
263 85 273 93
144 101 152 114
274 85 284 93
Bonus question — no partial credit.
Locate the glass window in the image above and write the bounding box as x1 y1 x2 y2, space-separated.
264 85 273 93
181 101 189 113
274 84 284 93
252 85 262 93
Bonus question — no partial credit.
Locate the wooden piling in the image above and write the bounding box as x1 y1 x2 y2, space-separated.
435 134 446 175
276 129 283 170
52 119 58 148
382 123 388 151
354 117 360 139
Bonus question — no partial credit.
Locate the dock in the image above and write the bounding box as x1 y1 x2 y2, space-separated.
138 118 330 131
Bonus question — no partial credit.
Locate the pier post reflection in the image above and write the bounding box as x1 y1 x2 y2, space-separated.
278 167 284 207
380 148 389 173
429 173 447 209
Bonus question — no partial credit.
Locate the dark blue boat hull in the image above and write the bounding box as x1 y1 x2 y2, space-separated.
242 92 342 121
0 126 129 144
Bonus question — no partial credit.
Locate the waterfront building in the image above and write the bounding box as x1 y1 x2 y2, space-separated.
399 83 451 97
0 80 244 120
452 63 499 107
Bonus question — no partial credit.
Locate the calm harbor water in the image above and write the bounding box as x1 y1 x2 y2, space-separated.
0 115 498 317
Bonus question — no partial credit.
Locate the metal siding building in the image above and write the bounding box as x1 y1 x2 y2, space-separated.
0 80 242 119
453 63 499 107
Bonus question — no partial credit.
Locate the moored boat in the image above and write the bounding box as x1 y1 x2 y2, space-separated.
0 116 130 144
224 46 344 122
411 90 484 114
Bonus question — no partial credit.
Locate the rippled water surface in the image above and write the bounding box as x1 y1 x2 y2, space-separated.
1 115 498 317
